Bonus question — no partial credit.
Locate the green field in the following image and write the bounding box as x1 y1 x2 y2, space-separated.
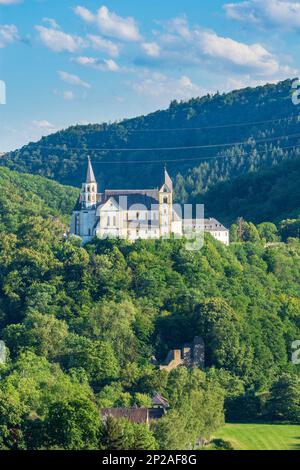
214 423 300 450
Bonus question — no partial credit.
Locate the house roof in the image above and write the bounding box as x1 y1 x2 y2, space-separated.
203 218 228 232
73 196 81 211
101 408 164 424
104 190 159 211
101 408 148 424
152 394 170 408
184 218 228 232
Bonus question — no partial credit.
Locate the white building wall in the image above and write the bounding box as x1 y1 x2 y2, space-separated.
183 220 229 246
172 220 183 237
71 209 97 244
210 230 230 246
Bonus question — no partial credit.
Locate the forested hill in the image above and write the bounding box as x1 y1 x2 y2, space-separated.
1 79 300 202
2 141 300 449
201 156 300 225
0 167 78 233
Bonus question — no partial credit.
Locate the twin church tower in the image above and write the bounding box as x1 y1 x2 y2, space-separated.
70 157 229 245
70 157 183 244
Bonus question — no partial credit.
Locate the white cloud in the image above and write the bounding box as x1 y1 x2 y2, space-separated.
102 59 119 72
224 0 300 29
73 56 98 66
141 42 160 58
138 16 295 79
75 5 142 41
32 120 56 132
2 120 59 152
224 75 280 91
62 90 75 101
160 16 192 40
73 56 120 72
42 18 60 30
130 72 204 104
58 71 91 88
53 89 76 101
0 24 18 48
88 34 120 57
224 1 257 22
198 31 282 76
74 6 95 23
35 25 86 52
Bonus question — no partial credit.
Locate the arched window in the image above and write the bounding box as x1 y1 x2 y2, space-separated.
163 197 168 204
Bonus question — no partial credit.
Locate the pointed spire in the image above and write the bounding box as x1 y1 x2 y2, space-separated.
86 156 96 183
164 165 173 192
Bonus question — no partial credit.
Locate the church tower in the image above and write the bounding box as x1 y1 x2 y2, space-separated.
80 156 98 209
159 167 173 237
70 157 99 243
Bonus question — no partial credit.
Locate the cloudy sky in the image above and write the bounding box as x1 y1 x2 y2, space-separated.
0 0 299 151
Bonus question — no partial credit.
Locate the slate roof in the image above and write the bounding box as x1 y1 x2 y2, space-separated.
86 156 96 183
203 218 228 232
163 169 173 192
152 394 170 409
104 190 159 211
105 189 159 198
184 218 228 232
73 196 82 212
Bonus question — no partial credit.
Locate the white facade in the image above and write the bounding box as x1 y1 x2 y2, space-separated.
70 159 229 246
184 218 230 246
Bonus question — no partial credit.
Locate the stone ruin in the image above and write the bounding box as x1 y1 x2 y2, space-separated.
159 336 205 372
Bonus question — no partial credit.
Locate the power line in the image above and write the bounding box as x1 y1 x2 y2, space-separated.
36 132 300 153
74 114 300 133
89 143 300 165
5 138 300 166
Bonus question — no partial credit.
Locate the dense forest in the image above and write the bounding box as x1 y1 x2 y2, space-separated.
0 167 78 232
201 156 300 225
1 78 300 450
1 79 300 207
0 167 300 449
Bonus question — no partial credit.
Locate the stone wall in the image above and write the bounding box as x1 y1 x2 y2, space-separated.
159 337 205 372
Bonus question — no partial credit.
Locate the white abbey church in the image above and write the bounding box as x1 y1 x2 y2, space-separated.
70 157 229 246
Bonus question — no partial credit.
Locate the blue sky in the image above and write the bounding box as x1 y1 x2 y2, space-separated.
0 0 299 151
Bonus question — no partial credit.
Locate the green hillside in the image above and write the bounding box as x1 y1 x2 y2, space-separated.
1 166 300 449
1 79 300 204
201 156 300 225
2 80 300 450
1 227 300 449
0 166 78 233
